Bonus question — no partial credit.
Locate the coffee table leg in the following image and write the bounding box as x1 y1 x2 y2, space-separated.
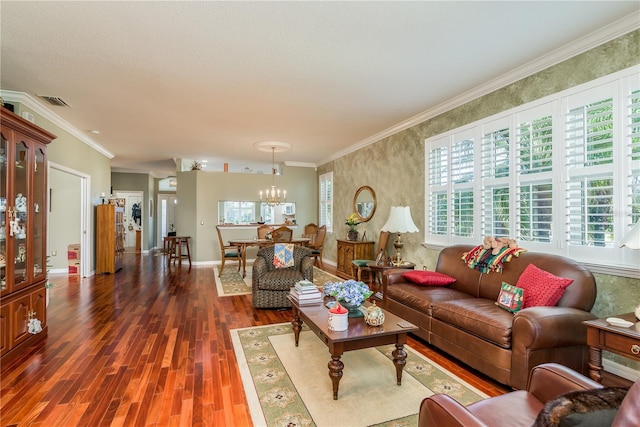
392 344 408 385
291 309 302 347
328 355 344 400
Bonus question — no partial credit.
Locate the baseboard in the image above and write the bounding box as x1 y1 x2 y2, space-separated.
603 359 640 381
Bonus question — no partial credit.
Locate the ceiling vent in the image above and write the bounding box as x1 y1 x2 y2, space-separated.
38 95 71 107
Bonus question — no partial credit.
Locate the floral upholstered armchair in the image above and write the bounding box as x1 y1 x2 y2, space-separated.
252 245 313 308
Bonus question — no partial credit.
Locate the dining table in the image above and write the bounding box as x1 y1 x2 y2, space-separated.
227 237 311 278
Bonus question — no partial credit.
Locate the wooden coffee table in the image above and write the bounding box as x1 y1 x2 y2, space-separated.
288 296 418 400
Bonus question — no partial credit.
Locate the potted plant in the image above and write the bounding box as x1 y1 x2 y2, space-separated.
345 213 361 241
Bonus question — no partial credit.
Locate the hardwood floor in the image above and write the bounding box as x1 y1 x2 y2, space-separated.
1 253 509 426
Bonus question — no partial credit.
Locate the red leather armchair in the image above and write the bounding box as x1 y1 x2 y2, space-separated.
419 363 600 427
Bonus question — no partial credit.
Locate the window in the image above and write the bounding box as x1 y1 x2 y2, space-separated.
319 172 333 233
425 66 639 271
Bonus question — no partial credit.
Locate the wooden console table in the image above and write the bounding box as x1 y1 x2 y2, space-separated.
336 239 374 280
583 313 640 383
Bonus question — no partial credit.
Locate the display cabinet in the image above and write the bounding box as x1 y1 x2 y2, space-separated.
96 204 125 274
0 108 55 364
336 239 374 280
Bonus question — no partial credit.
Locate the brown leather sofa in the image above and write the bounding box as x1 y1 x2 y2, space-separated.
419 363 639 427
382 245 597 390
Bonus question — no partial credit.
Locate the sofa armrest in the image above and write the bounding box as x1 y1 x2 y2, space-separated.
252 257 268 288
527 363 603 403
418 394 489 427
382 270 410 305
300 257 314 281
512 306 597 350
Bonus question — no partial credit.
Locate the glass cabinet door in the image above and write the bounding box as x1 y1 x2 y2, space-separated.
0 132 6 293
13 140 29 290
33 145 46 282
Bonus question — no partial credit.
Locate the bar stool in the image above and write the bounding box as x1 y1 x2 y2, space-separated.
168 236 191 266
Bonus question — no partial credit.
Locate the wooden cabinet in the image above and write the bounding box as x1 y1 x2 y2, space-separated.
336 239 374 279
96 204 125 274
0 108 54 364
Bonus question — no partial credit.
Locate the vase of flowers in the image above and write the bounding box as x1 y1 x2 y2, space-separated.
345 213 361 241
323 279 373 317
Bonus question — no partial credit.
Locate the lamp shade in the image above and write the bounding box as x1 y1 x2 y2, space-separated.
381 206 419 233
620 220 640 249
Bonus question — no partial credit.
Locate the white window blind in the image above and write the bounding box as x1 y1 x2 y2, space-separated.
319 172 333 233
424 66 639 272
517 115 553 174
481 128 509 179
566 174 614 247
452 189 474 237
517 181 553 243
482 186 510 237
451 138 474 184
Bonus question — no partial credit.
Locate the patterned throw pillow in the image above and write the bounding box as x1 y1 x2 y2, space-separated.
496 282 524 313
516 264 574 308
401 270 456 286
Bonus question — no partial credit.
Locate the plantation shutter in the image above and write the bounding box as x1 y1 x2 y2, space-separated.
319 172 333 233
515 103 555 243
481 121 510 237
565 83 615 247
428 142 448 236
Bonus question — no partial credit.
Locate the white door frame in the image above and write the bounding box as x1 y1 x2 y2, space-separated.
113 190 144 251
47 161 91 277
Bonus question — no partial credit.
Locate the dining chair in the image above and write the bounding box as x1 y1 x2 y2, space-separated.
215 225 241 277
257 224 274 239
271 225 293 243
302 223 318 245
309 225 326 268
351 231 389 282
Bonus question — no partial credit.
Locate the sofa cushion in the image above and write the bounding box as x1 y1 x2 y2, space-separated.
387 283 472 316
432 298 514 348
496 282 524 313
402 270 456 286
517 264 574 308
257 269 304 290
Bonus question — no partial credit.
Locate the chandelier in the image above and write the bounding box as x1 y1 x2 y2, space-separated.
255 141 291 207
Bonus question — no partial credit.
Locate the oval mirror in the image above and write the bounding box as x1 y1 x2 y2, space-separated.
353 186 376 222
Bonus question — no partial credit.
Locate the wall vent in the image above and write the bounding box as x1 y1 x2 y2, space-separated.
38 95 71 107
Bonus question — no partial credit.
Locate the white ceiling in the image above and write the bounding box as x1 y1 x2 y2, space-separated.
1 1 639 177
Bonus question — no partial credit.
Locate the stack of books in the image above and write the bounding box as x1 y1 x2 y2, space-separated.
289 280 323 305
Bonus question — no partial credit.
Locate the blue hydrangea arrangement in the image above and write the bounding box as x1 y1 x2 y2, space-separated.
323 279 373 306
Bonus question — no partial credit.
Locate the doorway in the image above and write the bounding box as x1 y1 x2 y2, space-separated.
157 194 177 247
48 162 90 277
113 191 144 252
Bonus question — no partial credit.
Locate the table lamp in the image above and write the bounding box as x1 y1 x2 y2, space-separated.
620 219 640 320
381 206 419 266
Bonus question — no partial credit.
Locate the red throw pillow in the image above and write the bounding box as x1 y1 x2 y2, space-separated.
402 270 456 286
516 264 574 308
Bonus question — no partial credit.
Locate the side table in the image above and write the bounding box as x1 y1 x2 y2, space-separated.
583 313 640 383
366 261 415 299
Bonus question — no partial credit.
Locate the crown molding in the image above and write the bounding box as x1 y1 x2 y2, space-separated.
284 161 316 168
319 13 640 167
0 90 114 159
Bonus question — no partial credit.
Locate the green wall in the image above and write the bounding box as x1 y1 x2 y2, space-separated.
175 164 317 262
10 103 111 272
319 30 640 372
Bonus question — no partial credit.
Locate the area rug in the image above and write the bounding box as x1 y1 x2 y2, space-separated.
215 265 342 297
231 323 488 427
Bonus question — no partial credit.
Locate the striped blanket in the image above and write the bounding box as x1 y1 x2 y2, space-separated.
462 244 526 274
